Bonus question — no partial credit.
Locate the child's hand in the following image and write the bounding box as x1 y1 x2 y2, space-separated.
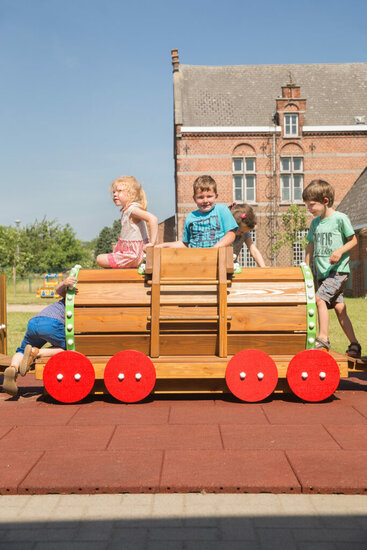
143 242 154 251
329 249 342 264
64 276 78 288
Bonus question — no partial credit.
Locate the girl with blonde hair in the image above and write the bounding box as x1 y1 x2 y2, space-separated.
97 176 158 268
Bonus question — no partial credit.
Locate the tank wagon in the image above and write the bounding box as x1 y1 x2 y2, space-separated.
35 248 349 403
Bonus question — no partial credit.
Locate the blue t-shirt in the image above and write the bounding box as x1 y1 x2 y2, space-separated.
183 203 238 248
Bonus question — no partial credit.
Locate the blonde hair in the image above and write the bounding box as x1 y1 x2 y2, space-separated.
109 176 147 210
229 202 257 230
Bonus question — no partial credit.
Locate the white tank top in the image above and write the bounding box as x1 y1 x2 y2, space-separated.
119 202 149 242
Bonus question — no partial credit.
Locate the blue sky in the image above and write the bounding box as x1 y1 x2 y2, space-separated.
1 0 366 241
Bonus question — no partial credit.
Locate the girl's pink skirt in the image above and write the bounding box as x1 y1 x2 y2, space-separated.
107 239 145 269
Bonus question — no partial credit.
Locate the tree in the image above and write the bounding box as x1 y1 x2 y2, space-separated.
271 205 308 265
94 219 121 258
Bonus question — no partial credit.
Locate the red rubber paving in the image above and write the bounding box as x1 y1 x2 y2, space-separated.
0 373 367 494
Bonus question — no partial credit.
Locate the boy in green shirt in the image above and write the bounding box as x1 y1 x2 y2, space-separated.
303 179 361 358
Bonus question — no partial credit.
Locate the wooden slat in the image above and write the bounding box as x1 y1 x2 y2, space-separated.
218 247 227 357
75 283 151 306
74 307 150 333
150 247 161 357
228 282 306 305
233 267 304 282
74 333 307 356
77 269 144 282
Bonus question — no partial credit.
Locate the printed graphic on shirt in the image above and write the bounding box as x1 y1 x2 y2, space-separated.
187 214 221 248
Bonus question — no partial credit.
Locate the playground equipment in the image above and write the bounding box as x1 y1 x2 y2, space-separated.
35 248 351 404
36 273 63 299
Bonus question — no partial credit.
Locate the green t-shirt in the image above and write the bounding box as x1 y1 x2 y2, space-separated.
306 211 354 280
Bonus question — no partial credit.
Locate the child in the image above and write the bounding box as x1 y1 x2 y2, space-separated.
2 274 77 396
303 179 361 357
158 175 238 248
229 202 266 267
96 176 158 268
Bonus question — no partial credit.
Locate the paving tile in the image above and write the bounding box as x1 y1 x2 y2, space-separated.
262 401 367 425
68 405 169 425
0 451 43 494
0 403 81 426
169 404 268 425
324 424 367 450
292 527 367 542
221 424 340 450
109 424 222 450
18 450 163 494
287 450 367 494
0 426 115 452
0 427 13 439
161 450 300 493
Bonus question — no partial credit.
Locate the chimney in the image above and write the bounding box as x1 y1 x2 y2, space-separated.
171 49 179 72
281 71 300 98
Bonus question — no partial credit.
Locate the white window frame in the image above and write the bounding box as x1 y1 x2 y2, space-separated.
280 156 304 204
284 113 299 136
293 230 307 266
232 157 256 203
238 230 256 268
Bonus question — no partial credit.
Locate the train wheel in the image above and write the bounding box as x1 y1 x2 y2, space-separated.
287 349 340 402
43 351 95 403
104 350 156 403
225 349 278 402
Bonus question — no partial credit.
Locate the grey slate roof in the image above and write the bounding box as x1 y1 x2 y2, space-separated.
337 167 367 229
177 63 367 127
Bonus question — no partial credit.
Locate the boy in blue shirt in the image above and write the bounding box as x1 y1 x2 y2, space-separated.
158 175 238 248
303 179 361 357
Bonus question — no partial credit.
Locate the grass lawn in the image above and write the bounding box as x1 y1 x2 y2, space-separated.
4 298 366 357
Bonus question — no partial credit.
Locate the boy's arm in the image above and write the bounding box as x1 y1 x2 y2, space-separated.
55 276 77 298
156 241 188 249
213 230 236 248
329 234 357 264
305 242 314 265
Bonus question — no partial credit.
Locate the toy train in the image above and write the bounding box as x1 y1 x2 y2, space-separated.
35 248 350 404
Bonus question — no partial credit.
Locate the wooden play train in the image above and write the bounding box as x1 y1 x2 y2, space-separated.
35 248 350 403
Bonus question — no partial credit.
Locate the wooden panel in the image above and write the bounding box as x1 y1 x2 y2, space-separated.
74 333 306 356
160 248 219 280
74 307 150 333
233 267 304 282
75 283 150 306
150 246 161 357
77 269 144 282
228 305 307 332
228 282 306 305
218 247 227 357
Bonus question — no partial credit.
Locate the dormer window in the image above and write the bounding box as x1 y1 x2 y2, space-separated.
284 113 299 136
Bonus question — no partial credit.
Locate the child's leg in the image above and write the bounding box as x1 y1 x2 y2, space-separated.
334 302 359 344
37 347 64 358
96 254 112 268
316 295 329 343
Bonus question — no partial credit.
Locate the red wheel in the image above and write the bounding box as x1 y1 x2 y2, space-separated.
104 350 156 403
287 349 340 402
43 351 95 403
225 349 278 402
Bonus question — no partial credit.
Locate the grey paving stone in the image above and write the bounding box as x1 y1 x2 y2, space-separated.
110 527 148 542
35 544 108 550
0 544 35 550
4 527 78 542
184 543 259 550
293 527 367 542
218 517 257 540
75 521 114 541
257 527 296 548
149 526 219 541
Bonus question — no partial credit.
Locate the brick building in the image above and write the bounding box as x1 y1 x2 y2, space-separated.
337 167 367 297
170 50 367 266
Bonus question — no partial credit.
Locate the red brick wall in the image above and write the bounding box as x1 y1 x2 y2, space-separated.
174 128 367 268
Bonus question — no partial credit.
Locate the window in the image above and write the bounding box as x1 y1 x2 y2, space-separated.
293 230 307 266
284 113 299 136
238 230 256 267
232 157 256 203
280 156 303 203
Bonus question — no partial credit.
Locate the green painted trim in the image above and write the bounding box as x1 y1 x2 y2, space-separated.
65 264 81 351
300 264 317 349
